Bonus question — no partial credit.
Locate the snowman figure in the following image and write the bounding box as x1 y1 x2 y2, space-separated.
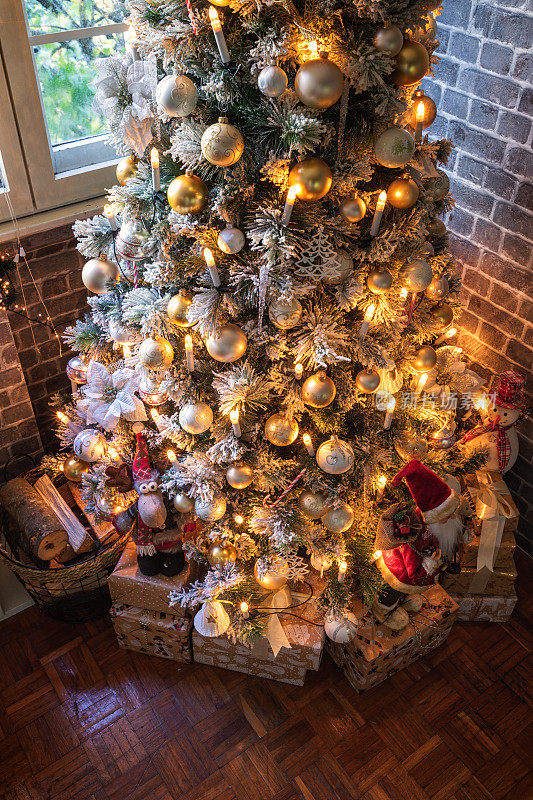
461 371 524 474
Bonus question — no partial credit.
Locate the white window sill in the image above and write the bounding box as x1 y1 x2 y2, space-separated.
0 196 105 245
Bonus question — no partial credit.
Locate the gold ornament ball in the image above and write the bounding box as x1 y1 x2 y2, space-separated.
356 368 381 393
425 275 449 302
302 371 336 408
167 173 208 215
179 401 213 434
298 490 331 520
425 169 450 201
201 116 244 167
373 25 404 57
387 177 419 209
367 268 393 294
412 345 437 372
374 126 415 169
408 91 437 129
289 157 332 201
195 492 227 522
316 435 354 475
321 503 355 533
62 455 90 482
207 541 237 567
226 463 254 489
116 155 137 185
205 324 247 363
138 336 174 370
391 40 430 86
167 292 193 327
254 557 289 591
264 413 299 446
427 218 447 237
322 250 353 285
295 52 344 110
82 258 119 295
430 302 454 330
174 493 194 513
400 259 433 291
268 297 302 330
395 431 429 461
340 196 366 223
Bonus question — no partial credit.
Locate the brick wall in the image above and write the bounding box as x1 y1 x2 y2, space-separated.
423 0 533 553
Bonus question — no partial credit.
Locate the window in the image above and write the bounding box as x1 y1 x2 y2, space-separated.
0 0 128 223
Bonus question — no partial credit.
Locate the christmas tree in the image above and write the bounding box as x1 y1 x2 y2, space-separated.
48 0 489 639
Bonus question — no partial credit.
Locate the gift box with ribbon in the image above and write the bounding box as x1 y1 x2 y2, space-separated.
463 470 518 569
447 592 517 623
110 602 193 661
326 585 458 693
441 563 517 596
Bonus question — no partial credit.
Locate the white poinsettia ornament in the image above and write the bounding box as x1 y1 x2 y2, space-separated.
424 346 484 399
77 361 147 431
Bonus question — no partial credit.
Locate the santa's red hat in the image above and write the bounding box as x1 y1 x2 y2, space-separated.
132 423 152 481
391 460 459 523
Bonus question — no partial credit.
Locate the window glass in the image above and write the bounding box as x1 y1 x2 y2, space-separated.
25 0 127 36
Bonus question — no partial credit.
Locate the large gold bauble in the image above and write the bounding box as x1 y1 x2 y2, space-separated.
268 297 302 330
321 503 355 533
62 455 90 482
173 493 194 513
179 401 213 434
427 218 447 237
322 250 353 285
374 126 415 169
82 258 119 295
340 196 366 223
400 259 433 291
298 490 331 520
367 268 393 294
295 52 344 110
412 345 437 372
226 463 254 489
289 157 332 201
207 541 237 567
425 169 450 201
167 173 208 215
302 371 336 408
254 557 289 591
201 117 244 166
373 25 404 57
264 413 299 446
138 336 174 370
167 292 193 326
425 275 449 302
430 302 454 330
395 431 429 461
407 90 437 129
387 177 419 209
205 324 247 363
316 435 354 475
356 369 381 393
195 491 227 522
116 155 137 185
391 41 430 86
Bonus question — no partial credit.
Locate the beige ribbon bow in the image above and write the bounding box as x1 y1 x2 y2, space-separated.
470 473 516 575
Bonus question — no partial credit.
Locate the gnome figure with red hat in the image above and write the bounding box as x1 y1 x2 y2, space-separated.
461 370 525 474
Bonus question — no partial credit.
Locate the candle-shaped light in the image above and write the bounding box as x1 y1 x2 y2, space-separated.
184 334 195 371
435 326 457 345
376 474 387 501
372 549 382 561
415 100 425 143
150 148 160 192
302 432 315 456
370 191 387 237
57 411 68 424
400 288 408 300
104 203 118 231
359 303 376 341
122 344 132 359
281 183 300 226
240 601 249 619
229 408 241 437
125 22 139 60
307 40 318 59
167 449 178 468
415 372 428 395
151 408 164 432
383 395 396 429
234 514 244 525
294 363 304 380
337 559 347 583
203 247 221 287
209 6 230 64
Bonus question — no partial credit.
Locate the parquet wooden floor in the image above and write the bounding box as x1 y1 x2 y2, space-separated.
1 552 531 800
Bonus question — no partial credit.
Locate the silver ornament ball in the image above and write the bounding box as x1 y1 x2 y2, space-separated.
205 324 247 363
268 297 302 330
195 492 227 522
82 258 119 295
138 336 174 370
226 462 254 489
321 503 355 533
316 435 354 475
173 493 194 513
374 126 415 169
258 65 288 97
179 402 213 434
217 226 245 254
73 429 107 463
156 74 198 117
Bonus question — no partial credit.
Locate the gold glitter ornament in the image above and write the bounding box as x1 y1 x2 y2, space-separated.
395 430 429 461
316 435 354 475
400 259 433 291
195 492 227 522
138 336 174 370
178 402 213 434
268 297 302 330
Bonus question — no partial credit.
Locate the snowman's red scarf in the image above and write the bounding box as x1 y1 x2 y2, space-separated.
460 419 515 472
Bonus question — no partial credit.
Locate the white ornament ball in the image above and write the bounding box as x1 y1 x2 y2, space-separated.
268 297 303 330
195 492 227 522
205 324 247 363
109 319 139 345
316 435 354 475
254 557 289 591
310 553 333 572
321 503 355 533
156 74 198 117
179 401 213 434
322 250 353 285
258 65 288 97
173 493 194 513
324 610 359 643
138 336 174 370
201 117 244 167
82 258 119 295
73 429 107 463
217 226 245 254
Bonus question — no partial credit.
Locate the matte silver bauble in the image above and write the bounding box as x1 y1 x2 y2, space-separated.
201 117 244 167
400 259 433 291
316 435 354 475
138 336 174 370
179 401 213 434
295 52 344 110
205 324 247 363
425 275 449 301
373 25 404 57
226 462 254 489
258 65 288 97
412 345 437 372
367 268 393 294
302 371 336 408
322 250 353 285
340 196 366 223
173 493 194 513
156 74 198 117
298 490 331 520
109 320 139 345
264 413 299 446
217 225 245 254
82 258 119 294
268 297 302 330
374 126 415 169
321 503 355 533
73 429 107 463
195 491 227 522
355 369 381 393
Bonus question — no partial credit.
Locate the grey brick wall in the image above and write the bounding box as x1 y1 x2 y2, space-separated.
423 0 533 554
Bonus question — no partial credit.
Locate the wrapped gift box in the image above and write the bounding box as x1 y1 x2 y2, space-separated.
108 540 199 617
192 588 325 686
463 471 519 560
110 602 192 661
449 592 517 623
441 563 517 596
461 529 516 572
326 585 458 693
